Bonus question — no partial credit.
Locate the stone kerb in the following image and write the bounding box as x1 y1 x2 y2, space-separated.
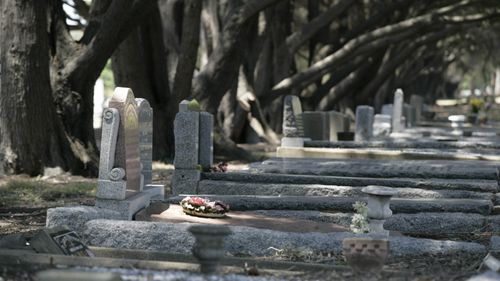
173 100 214 194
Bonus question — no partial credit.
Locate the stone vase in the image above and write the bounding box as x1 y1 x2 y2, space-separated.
188 224 232 274
361 186 398 236
342 238 389 279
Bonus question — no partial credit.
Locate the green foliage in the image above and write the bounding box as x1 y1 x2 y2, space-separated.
100 60 115 98
469 98 484 114
188 99 201 112
0 180 96 207
350 201 370 234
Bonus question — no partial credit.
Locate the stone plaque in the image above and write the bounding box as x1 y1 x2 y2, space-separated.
136 98 153 186
30 227 94 257
109 88 141 196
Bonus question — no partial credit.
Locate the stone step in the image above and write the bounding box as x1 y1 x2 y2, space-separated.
167 195 493 215
83 219 486 262
243 210 490 237
250 158 499 180
306 140 500 150
202 172 499 193
198 180 494 201
276 147 500 161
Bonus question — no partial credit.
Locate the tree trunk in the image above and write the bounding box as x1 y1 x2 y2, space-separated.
0 0 82 175
112 3 173 160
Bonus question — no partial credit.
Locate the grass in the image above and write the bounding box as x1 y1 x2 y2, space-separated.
0 180 96 208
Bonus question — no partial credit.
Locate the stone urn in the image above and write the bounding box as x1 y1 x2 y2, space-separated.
188 224 232 274
361 186 398 236
342 237 389 279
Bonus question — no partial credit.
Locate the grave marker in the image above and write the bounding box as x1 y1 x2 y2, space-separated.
355 106 374 142
136 98 153 186
392 89 404 132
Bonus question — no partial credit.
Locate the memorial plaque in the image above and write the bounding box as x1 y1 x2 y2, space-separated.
109 88 141 196
30 227 94 257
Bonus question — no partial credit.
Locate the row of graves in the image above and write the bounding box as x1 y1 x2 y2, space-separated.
2 87 500 280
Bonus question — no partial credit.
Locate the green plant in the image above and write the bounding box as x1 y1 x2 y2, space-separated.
350 201 370 233
469 98 484 114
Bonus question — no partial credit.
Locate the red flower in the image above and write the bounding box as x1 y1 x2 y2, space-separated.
188 197 206 206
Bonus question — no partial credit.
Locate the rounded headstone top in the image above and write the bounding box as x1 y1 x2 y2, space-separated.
362 186 398 196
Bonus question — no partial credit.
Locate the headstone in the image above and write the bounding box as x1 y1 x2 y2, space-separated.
381 104 393 116
355 106 374 142
179 100 189 112
373 114 392 137
410 95 423 122
282 95 304 137
403 104 416 127
392 89 404 132
108 88 141 197
174 111 200 169
328 111 346 141
199 112 214 170
302 112 329 140
136 98 153 186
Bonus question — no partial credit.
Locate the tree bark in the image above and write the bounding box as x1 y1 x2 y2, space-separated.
0 0 81 175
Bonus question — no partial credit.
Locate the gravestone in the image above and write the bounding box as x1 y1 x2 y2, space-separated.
136 98 153 186
282 95 308 147
30 227 94 257
403 104 416 127
328 111 346 141
392 89 404 132
355 106 374 142
410 95 423 123
373 114 392 137
108 88 141 196
199 112 214 170
381 104 393 116
302 112 329 140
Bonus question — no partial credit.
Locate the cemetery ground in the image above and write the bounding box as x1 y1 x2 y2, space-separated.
0 160 496 280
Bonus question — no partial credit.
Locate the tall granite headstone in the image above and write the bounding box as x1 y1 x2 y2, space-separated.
199 112 214 170
108 88 141 197
392 89 404 132
328 111 346 141
135 98 153 186
282 95 308 147
355 106 374 142
302 112 329 141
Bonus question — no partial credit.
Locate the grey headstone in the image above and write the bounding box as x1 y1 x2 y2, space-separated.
136 98 153 186
174 111 199 169
327 111 346 141
172 169 201 195
381 104 393 116
302 112 329 140
355 106 374 142
108 88 141 197
97 108 126 200
410 95 423 122
282 95 304 137
403 104 416 127
392 89 404 132
179 100 189 112
199 112 213 170
373 114 392 137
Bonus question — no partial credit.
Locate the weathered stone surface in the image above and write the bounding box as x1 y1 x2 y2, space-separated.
96 180 127 200
95 191 153 220
410 95 423 122
381 104 393 116
174 112 199 169
202 172 499 193
197 180 494 200
282 95 304 137
172 169 201 195
392 89 404 132
108 87 141 197
328 111 346 141
251 158 500 180
305 140 500 150
199 112 213 170
281 137 305 147
46 206 122 234
355 106 374 142
36 270 122 281
302 112 328 140
167 195 492 214
467 271 500 281
179 100 189 112
276 146 500 161
136 98 153 186
488 215 500 233
373 114 391 137
82 220 486 261
490 236 500 252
